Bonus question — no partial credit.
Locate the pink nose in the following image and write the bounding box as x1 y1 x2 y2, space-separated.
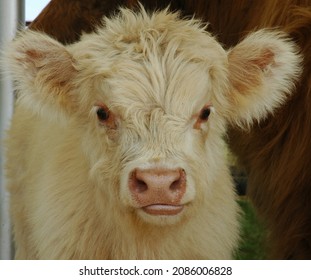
129 168 186 215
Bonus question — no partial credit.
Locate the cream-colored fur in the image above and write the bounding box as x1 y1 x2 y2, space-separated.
3 7 301 259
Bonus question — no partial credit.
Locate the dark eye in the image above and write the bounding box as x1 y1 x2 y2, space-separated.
96 107 109 121
193 104 212 130
199 107 211 121
94 103 117 130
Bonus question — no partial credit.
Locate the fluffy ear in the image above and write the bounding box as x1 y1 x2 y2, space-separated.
225 30 302 127
3 30 77 119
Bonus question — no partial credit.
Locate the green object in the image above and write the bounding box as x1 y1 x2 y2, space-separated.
235 198 268 260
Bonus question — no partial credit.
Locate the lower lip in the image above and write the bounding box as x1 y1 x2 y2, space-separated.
142 204 184 216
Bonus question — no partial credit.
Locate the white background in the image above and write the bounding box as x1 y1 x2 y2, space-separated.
26 0 50 21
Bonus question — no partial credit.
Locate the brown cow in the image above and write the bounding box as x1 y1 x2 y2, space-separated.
27 0 311 259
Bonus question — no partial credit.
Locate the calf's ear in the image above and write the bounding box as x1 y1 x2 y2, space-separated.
3 30 77 120
225 30 302 127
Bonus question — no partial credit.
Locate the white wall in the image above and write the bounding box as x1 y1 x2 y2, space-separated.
0 0 25 260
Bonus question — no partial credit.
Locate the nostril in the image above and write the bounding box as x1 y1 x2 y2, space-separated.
135 179 148 193
169 169 185 191
130 170 149 193
170 178 181 191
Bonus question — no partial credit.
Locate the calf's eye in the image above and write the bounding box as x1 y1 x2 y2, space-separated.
94 103 117 130
193 104 213 130
97 107 109 121
199 107 211 121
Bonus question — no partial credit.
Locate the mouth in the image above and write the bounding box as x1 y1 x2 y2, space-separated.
142 204 184 216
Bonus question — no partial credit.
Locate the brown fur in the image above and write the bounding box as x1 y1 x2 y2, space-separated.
227 5 311 259
29 0 311 259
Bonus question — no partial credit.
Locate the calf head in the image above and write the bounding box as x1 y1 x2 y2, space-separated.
5 7 301 226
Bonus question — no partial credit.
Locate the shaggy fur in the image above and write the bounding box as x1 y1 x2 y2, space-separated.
28 0 311 259
4 7 300 259
176 0 311 260
224 2 311 260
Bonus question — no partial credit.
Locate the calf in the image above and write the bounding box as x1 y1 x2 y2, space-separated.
4 7 301 259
